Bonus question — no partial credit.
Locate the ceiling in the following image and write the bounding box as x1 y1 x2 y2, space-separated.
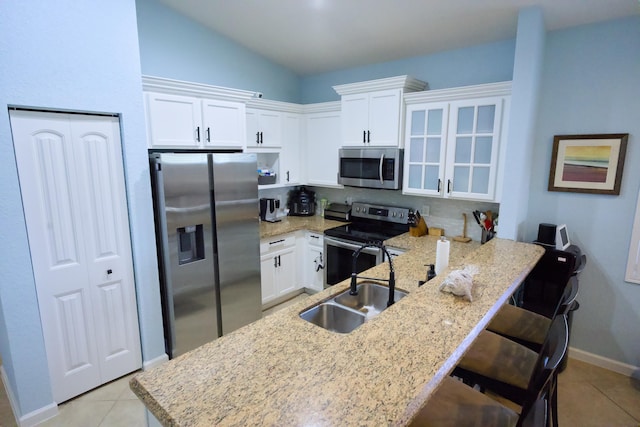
157 0 639 76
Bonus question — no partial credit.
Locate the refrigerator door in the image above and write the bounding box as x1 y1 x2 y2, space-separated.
211 153 262 334
152 153 218 358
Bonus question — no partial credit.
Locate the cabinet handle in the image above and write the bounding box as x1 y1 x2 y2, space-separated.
206 127 211 142
196 127 201 142
269 239 285 245
437 179 442 192
286 171 290 182
256 132 260 144
367 130 370 143
363 130 366 144
260 132 264 144
274 257 278 268
447 179 452 193
277 255 281 267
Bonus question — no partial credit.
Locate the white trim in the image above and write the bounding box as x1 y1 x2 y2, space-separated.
142 354 169 371
404 81 512 104
625 186 640 283
301 101 341 114
568 347 638 377
142 75 257 102
245 98 304 113
333 75 427 95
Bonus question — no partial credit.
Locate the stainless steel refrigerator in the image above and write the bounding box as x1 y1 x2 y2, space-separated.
150 152 262 359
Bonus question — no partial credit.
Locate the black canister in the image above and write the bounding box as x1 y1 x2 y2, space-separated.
287 187 316 216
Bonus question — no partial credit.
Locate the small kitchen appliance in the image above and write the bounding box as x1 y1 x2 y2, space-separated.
288 187 316 216
323 203 352 222
259 198 280 222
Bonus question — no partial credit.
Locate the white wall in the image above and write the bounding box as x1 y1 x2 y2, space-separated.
0 0 165 419
527 16 640 366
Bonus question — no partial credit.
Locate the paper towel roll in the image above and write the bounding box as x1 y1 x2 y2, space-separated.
435 237 450 275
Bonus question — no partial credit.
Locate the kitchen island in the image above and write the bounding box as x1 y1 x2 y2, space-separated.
130 236 544 426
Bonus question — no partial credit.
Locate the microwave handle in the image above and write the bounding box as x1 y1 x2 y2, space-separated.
379 153 385 185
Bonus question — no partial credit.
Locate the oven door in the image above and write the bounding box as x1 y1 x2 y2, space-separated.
324 236 383 287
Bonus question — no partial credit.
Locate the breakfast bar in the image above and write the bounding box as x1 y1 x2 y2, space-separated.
130 237 544 426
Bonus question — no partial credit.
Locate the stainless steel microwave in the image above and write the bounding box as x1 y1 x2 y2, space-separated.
338 147 403 190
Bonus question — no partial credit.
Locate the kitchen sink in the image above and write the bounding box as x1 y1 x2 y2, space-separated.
299 303 365 334
334 282 408 320
299 282 408 333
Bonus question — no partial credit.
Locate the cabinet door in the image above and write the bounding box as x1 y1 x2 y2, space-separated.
306 111 342 186
146 92 202 148
306 245 325 292
276 246 297 296
403 103 449 196
202 99 246 148
260 254 278 304
341 93 369 145
445 97 503 200
368 89 401 146
246 108 282 148
281 113 301 185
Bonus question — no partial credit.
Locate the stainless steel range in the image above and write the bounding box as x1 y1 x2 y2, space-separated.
323 202 412 287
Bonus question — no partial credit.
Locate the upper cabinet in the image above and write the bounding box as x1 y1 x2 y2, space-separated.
304 102 342 187
246 108 282 148
334 76 427 147
143 76 255 150
403 82 511 202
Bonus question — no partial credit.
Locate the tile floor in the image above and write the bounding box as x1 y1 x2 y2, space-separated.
0 293 638 426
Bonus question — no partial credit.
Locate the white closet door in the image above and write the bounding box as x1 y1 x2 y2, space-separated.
10 110 141 403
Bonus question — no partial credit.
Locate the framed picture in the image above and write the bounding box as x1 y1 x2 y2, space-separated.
548 133 629 195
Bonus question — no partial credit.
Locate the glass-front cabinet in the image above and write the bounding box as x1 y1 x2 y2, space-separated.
403 83 510 202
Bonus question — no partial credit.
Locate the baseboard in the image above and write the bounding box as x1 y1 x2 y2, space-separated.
568 347 639 377
2 365 59 427
143 353 169 370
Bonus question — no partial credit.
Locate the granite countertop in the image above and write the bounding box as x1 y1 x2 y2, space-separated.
259 215 346 239
131 226 544 426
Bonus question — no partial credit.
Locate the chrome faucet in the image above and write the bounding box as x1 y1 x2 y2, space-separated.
350 242 397 307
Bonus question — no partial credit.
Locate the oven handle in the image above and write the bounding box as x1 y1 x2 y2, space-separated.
379 153 385 185
325 236 381 255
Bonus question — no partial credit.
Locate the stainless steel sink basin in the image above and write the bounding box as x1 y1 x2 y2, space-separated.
299 282 408 333
299 303 365 334
334 282 408 320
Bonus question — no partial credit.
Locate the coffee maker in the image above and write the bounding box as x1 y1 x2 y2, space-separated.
259 198 280 222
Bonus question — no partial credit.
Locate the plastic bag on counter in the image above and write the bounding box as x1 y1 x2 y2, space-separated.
439 265 479 302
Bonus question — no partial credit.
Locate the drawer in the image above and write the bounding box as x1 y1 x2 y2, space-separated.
260 234 296 254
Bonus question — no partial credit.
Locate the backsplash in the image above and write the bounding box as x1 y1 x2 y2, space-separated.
259 186 499 242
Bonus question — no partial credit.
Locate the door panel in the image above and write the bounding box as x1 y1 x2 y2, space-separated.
10 110 141 403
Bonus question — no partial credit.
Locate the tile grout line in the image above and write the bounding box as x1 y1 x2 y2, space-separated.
588 380 640 423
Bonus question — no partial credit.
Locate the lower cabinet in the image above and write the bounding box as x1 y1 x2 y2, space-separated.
260 234 297 305
305 232 325 292
260 230 326 305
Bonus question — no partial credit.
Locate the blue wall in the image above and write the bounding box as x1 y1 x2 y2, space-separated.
527 16 640 365
300 39 516 103
0 0 165 419
136 0 301 102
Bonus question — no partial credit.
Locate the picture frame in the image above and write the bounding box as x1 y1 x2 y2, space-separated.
548 133 629 195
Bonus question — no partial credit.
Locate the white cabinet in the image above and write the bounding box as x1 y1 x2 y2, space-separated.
334 76 427 147
304 232 325 292
341 89 402 146
403 82 511 202
145 92 246 149
246 108 282 148
260 234 297 305
305 103 342 187
280 112 302 185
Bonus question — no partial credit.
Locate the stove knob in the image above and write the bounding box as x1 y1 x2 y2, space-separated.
392 212 397 217
400 213 404 218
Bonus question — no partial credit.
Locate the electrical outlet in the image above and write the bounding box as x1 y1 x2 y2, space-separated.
422 205 430 216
